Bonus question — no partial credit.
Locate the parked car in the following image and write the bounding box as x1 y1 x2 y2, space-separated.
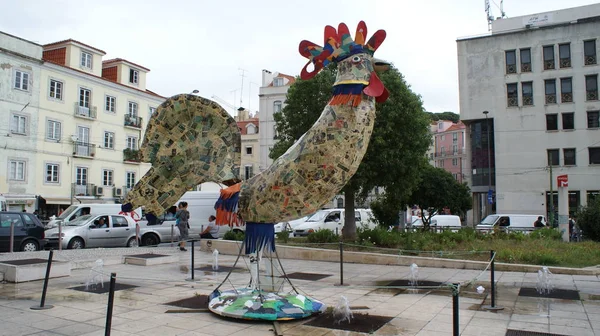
293 209 375 237
409 215 463 231
476 214 545 232
137 213 180 246
46 204 142 229
274 215 311 233
45 214 139 249
0 211 47 252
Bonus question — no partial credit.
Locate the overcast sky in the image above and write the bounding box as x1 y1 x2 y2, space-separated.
2 0 598 116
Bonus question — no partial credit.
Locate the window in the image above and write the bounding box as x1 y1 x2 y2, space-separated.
452 132 458 141
111 216 129 228
126 172 136 189
562 113 574 130
273 101 282 113
440 146 445 155
0 214 22 228
80 51 92 69
590 147 600 165
546 114 558 131
273 125 278 139
102 170 114 187
129 69 139 84
563 148 576 166
452 144 458 154
49 79 63 100
547 149 559 166
104 132 115 149
246 124 256 134
337 198 344 208
588 111 600 128
453 173 459 180
148 107 156 121
505 50 516 74
45 164 60 183
544 79 556 104
507 83 518 106
273 77 284 87
522 82 533 106
558 43 571 68
584 40 597 65
47 120 61 141
128 101 138 117
9 160 26 180
14 70 30 91
105 96 116 113
244 165 254 180
440 134 445 141
76 167 88 185
438 160 445 168
586 75 598 101
560 78 573 103
520 48 532 72
543 45 555 70
587 190 600 204
245 146 253 155
79 88 91 108
126 136 137 150
452 158 458 166
11 114 27 135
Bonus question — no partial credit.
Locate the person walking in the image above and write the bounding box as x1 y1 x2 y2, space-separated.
176 202 190 251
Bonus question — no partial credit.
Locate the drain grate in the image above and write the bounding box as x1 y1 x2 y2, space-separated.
69 282 138 294
195 265 243 273
279 272 332 281
505 329 566 336
125 253 170 259
0 258 49 265
165 295 209 309
305 312 393 333
518 287 580 301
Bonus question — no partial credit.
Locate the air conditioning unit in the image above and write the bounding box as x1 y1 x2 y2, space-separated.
114 188 123 197
94 186 104 196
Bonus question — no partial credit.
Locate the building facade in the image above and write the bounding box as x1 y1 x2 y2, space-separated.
235 108 260 180
258 70 295 172
433 120 467 183
457 4 600 224
0 33 164 217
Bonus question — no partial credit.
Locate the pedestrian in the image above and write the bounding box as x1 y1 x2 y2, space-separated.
176 202 190 251
200 215 219 239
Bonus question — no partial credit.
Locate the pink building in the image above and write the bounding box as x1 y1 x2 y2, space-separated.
433 120 467 183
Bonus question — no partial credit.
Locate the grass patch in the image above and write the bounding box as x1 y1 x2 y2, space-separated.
280 227 600 268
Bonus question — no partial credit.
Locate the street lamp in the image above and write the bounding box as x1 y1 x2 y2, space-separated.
482 111 492 217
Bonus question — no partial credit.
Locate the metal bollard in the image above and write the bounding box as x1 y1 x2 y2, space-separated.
335 241 348 286
30 250 54 310
170 224 174 246
452 283 459 336
483 250 504 310
58 222 62 251
9 222 14 253
105 273 117 336
186 240 196 281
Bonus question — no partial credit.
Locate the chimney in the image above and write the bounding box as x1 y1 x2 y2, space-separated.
262 69 274 87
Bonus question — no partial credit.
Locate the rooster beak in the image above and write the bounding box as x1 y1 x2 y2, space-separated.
373 58 390 72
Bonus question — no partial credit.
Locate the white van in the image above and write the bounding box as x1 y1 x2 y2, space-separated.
410 215 462 230
47 204 141 229
293 208 375 237
476 214 545 232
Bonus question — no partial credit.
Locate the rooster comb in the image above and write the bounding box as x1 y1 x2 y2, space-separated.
298 21 386 80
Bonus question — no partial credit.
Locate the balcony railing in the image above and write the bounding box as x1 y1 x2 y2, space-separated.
560 58 571 68
123 148 141 162
507 96 518 107
72 141 96 158
587 90 598 101
561 93 573 103
434 148 466 157
585 55 597 65
72 183 94 197
523 95 533 106
505 64 516 74
471 173 496 187
545 94 557 104
74 103 97 119
544 60 555 70
124 115 143 128
521 62 531 72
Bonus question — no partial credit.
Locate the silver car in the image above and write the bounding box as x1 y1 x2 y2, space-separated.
45 214 139 249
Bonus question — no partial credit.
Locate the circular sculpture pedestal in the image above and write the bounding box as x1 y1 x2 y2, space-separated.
208 288 326 321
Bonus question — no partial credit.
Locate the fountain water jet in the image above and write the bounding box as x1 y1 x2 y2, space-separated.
85 259 104 291
332 296 353 324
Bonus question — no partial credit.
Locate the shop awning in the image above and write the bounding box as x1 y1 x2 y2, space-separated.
43 197 72 205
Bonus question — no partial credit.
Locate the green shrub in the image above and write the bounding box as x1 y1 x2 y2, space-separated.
307 229 338 244
276 231 290 243
529 228 562 240
576 197 600 242
223 230 244 241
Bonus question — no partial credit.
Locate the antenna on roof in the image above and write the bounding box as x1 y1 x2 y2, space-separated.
485 0 494 31
238 68 247 108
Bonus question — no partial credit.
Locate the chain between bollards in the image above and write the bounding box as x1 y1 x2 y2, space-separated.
30 250 54 310
452 283 459 336
483 250 504 311
105 272 116 336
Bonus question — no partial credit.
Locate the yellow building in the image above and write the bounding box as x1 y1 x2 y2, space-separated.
1 33 164 217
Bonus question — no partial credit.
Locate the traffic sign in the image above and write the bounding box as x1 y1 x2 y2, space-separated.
557 175 568 188
487 189 494 204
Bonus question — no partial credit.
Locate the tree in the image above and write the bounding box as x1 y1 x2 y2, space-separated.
427 111 460 123
271 64 432 239
576 197 600 242
407 165 472 230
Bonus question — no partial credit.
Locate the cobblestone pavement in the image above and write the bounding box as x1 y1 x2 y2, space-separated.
0 247 599 335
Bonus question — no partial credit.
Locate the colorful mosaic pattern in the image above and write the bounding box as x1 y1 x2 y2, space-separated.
124 94 241 216
209 288 326 321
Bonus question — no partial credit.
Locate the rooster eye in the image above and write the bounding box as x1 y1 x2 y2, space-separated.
351 56 361 63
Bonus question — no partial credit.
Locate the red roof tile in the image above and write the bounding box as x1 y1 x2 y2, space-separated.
268 73 296 87
237 118 259 135
103 58 150 72
43 39 106 55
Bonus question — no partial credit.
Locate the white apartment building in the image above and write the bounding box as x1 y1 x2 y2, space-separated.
235 108 260 180
0 32 164 217
258 70 295 171
457 4 600 224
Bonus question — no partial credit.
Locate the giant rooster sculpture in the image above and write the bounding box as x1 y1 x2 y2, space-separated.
121 21 389 320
